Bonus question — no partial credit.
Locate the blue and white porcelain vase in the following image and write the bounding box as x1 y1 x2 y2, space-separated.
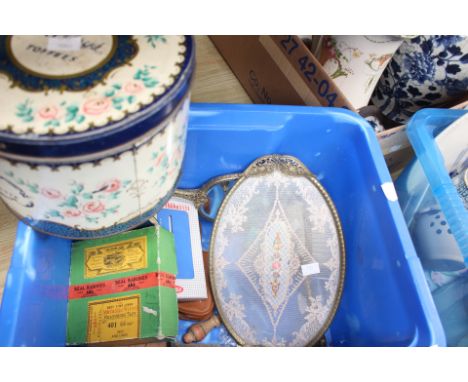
371 35 468 124
0 35 195 239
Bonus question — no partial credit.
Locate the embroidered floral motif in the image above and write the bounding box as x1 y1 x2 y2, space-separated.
223 203 248 233
223 293 256 344
213 254 229 291
214 178 260 256
270 232 283 297
291 296 328 346
324 237 340 296
243 203 304 323
292 177 335 234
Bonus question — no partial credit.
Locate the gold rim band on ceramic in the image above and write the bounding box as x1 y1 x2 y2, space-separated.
207 154 346 346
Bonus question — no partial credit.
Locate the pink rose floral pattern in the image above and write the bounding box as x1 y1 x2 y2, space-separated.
64 209 82 218
124 82 144 94
42 178 132 224
2 170 134 225
41 188 62 199
147 146 170 186
14 65 159 130
82 98 111 115
147 129 185 188
38 106 59 120
83 201 106 213
97 179 121 193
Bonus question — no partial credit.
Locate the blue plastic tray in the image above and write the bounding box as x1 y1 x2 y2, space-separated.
0 104 444 346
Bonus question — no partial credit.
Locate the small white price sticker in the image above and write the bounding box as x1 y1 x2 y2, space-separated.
381 182 398 202
301 263 320 277
47 36 82 51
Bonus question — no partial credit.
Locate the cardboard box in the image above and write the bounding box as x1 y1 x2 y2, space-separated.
66 226 178 346
210 35 355 110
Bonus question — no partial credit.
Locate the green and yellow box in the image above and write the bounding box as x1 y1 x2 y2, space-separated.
66 226 178 346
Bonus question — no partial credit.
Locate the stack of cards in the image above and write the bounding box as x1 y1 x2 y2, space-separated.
158 197 207 301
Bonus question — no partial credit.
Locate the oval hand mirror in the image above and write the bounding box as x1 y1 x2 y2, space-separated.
210 155 345 346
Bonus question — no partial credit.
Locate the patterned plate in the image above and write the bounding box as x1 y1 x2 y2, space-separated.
210 155 345 346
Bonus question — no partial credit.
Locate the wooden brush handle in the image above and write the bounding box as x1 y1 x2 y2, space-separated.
183 315 221 344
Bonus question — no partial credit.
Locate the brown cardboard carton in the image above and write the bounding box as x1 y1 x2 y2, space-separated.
210 36 354 110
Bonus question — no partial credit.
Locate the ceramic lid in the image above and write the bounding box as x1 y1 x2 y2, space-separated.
0 35 194 159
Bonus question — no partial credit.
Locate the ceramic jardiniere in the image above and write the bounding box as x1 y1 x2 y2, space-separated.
372 35 468 124
0 35 195 239
320 35 404 109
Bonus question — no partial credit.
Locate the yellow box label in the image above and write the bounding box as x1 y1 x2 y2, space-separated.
84 236 147 278
87 295 140 343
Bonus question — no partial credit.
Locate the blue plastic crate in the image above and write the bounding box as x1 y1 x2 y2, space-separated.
0 104 444 346
403 109 468 261
395 109 468 346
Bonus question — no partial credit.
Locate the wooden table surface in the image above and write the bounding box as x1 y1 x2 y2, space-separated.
0 36 251 302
